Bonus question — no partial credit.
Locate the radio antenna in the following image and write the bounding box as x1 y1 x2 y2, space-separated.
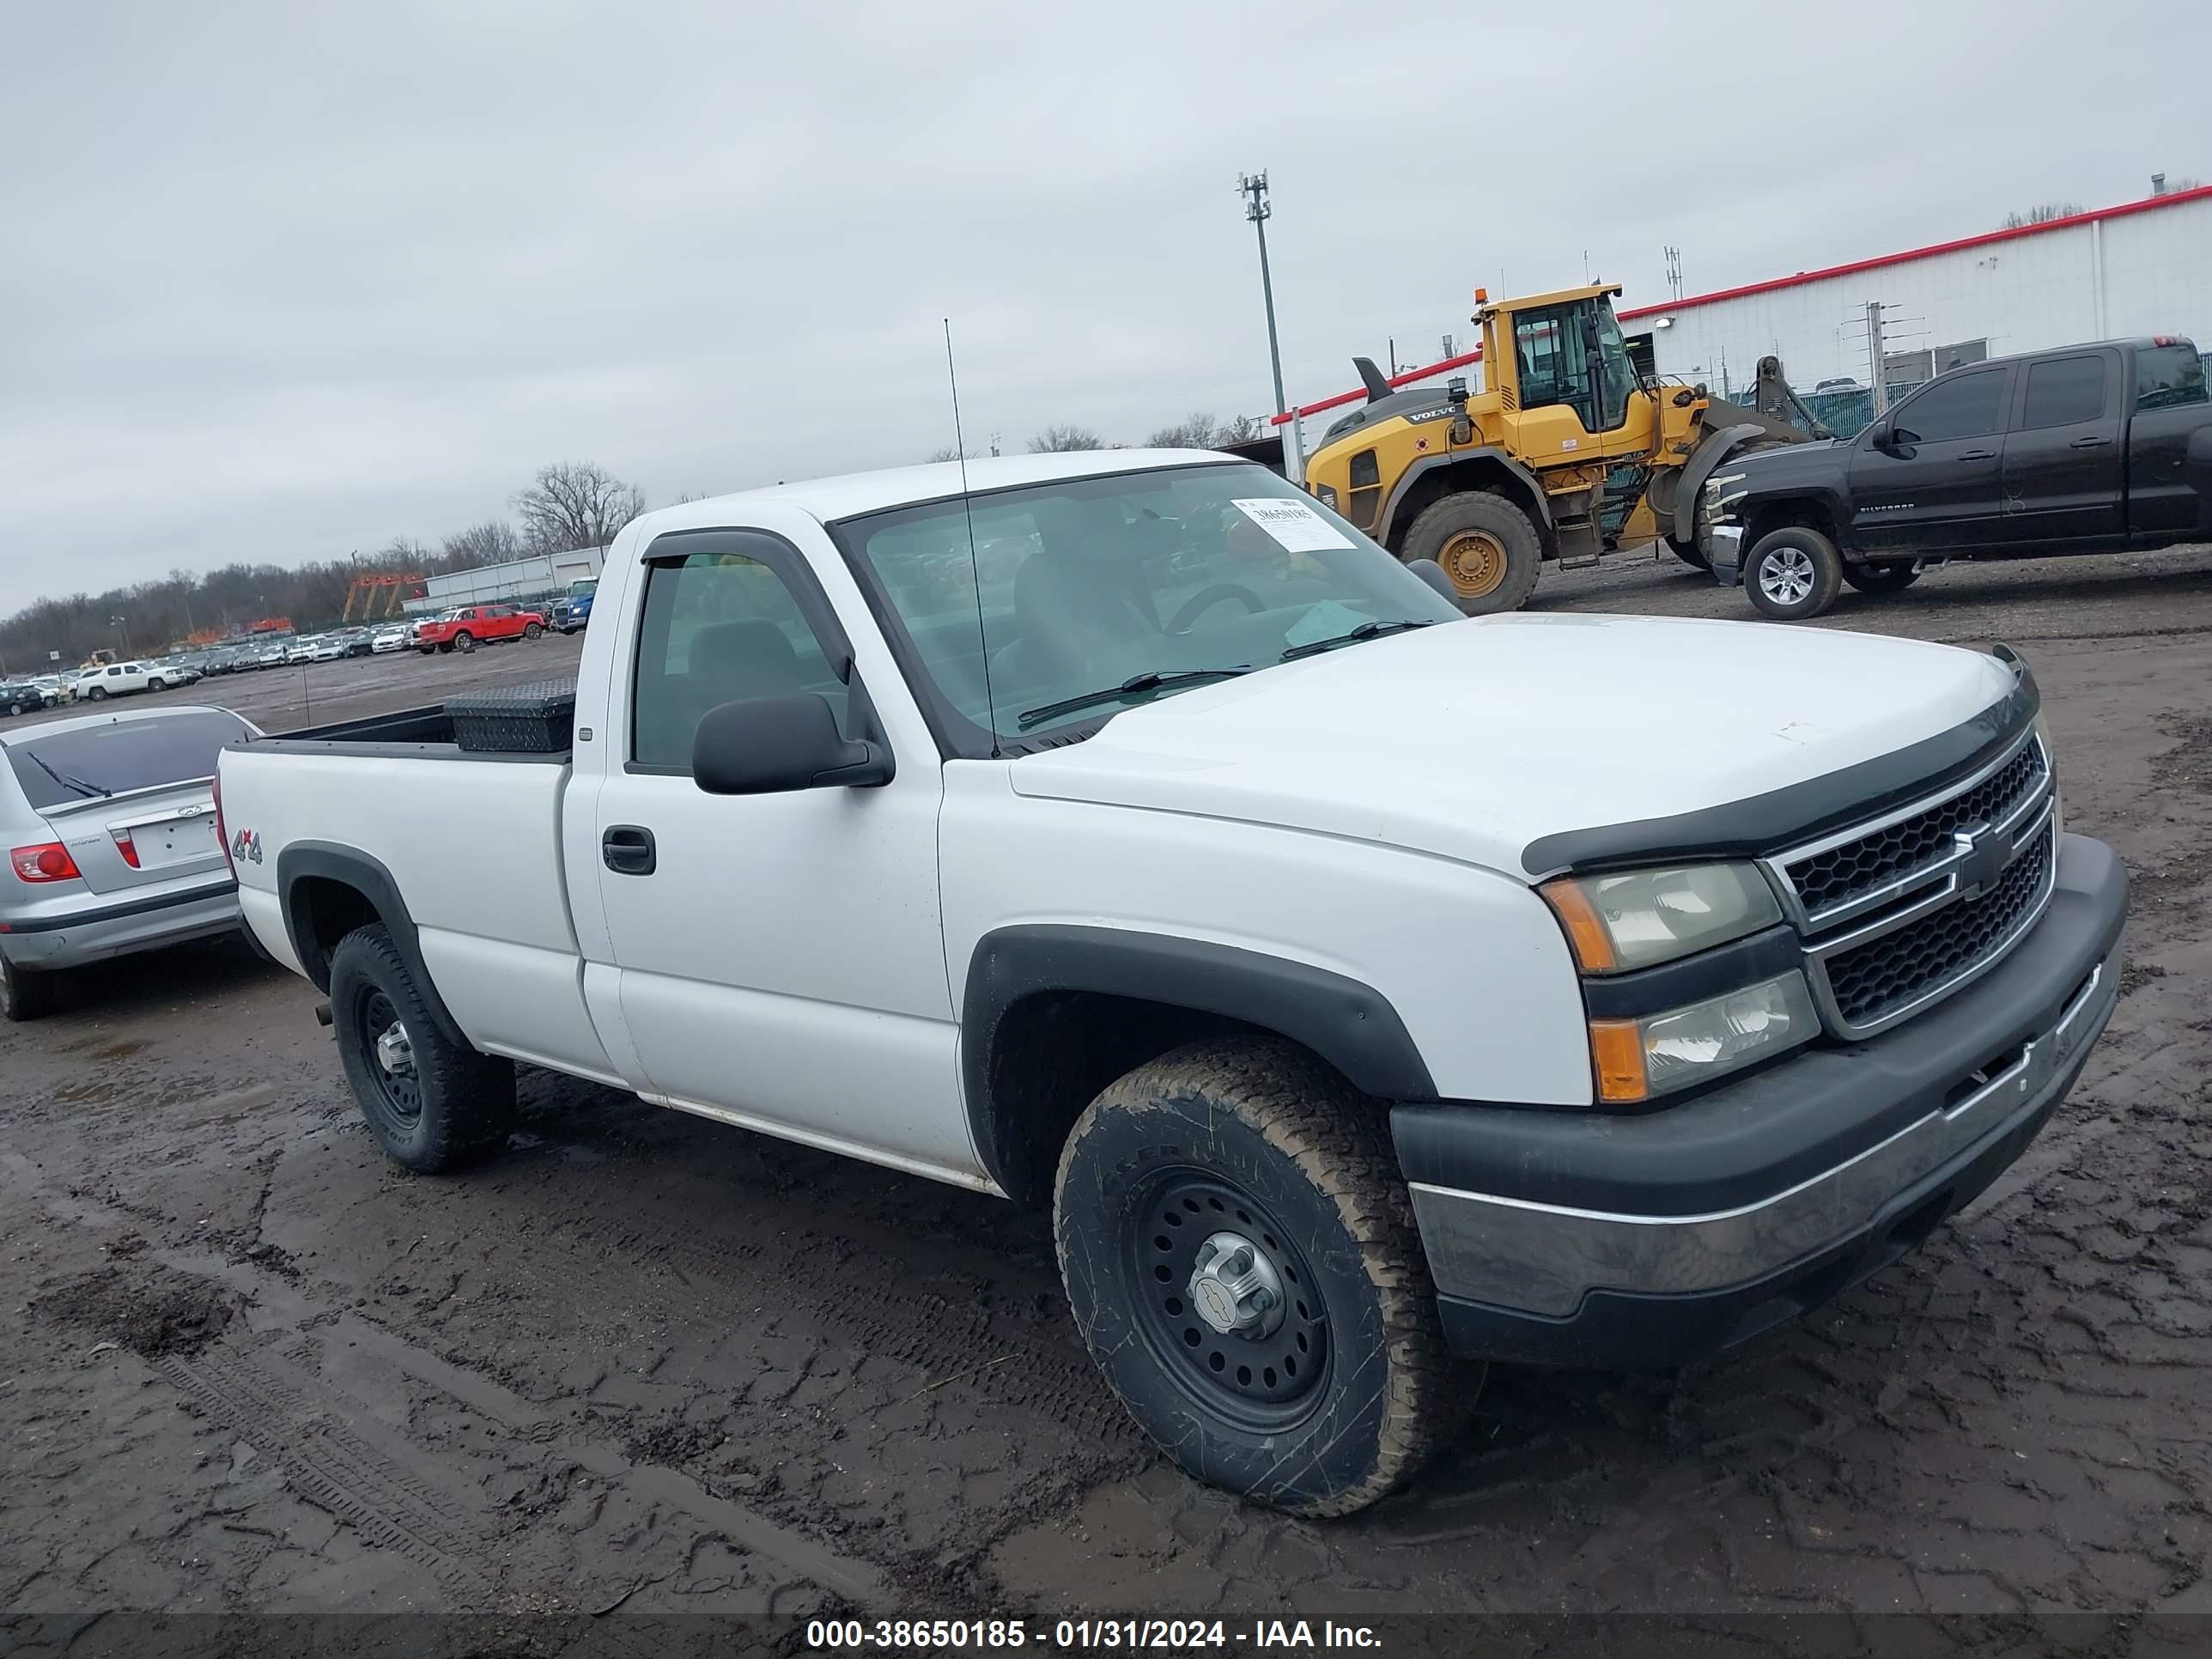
944 319 1000 757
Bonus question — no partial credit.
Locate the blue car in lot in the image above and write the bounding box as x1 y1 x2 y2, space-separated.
549 579 597 634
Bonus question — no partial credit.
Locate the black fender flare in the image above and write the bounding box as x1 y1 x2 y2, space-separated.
1667 422 1771 543
275 841 466 1047
1375 448 1554 550
960 924 1436 1195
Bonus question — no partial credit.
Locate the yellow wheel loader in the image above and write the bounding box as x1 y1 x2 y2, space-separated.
1300 283 1822 612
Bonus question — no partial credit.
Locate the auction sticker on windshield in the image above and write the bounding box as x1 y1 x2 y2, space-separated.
1232 497 1354 554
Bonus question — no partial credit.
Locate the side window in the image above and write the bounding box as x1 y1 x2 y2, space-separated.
2021 356 2107 429
630 551 850 772
1512 304 1595 426
1892 368 2007 444
2135 344 2208 410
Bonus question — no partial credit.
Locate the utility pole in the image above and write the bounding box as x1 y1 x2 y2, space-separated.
110 615 134 657
1865 300 1889 415
1238 172 1302 482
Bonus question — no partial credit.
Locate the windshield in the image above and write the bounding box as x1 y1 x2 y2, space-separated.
6 710 252 811
837 462 1460 750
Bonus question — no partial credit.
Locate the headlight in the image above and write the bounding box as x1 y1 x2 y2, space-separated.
1589 971 1820 1103
1540 862 1783 974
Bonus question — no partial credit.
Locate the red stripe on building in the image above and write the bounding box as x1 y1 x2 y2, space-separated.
1270 348 1484 427
1619 185 2212 322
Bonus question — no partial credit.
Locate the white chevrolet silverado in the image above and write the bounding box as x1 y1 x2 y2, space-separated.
218 450 2127 1515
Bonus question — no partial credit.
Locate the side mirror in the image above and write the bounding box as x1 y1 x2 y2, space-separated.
1868 419 1896 450
1406 558 1461 603
691 693 892 795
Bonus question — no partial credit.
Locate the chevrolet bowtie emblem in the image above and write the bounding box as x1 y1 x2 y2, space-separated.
1955 823 2003 901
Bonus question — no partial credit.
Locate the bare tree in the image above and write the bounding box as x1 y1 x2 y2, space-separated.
439 521 518 568
1999 199 2084 229
1146 412 1219 449
1213 414 1264 445
924 446 967 463
1027 424 1106 453
512 462 646 555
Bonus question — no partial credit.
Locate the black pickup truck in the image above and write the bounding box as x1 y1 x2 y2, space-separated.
1701 337 2212 619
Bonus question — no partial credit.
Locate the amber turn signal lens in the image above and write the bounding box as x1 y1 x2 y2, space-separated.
1538 878 1619 973
1587 1019 1649 1104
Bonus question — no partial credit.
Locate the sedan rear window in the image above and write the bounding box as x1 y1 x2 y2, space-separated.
5 711 252 810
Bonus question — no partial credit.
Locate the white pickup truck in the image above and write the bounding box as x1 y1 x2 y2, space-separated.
219 449 2128 1515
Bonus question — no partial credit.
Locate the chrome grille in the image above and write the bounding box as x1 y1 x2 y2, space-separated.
1765 726 2058 1040
1821 825 2055 1030
1786 742 2045 921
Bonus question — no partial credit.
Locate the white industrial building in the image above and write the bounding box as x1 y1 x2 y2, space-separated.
1621 182 2212 404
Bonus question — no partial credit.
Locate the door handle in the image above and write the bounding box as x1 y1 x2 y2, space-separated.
1960 448 1997 460
2069 434 2112 448
602 825 656 876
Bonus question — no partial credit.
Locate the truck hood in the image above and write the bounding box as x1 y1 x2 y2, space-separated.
1006 614 2020 878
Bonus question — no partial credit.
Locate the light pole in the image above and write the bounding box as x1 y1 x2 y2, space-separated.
1238 172 1303 483
110 615 134 658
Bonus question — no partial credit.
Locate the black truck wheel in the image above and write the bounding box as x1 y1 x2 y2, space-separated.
1 956 59 1022
1843 561 1922 595
1400 492 1542 615
329 924 514 1173
1744 525 1844 621
1054 1035 1473 1516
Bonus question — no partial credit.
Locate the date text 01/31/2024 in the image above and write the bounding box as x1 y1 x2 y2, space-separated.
805 1619 1384 1650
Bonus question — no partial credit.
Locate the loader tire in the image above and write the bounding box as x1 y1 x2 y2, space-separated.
1401 492 1541 615
330 924 514 1174
1667 534 1711 570
1054 1035 1476 1516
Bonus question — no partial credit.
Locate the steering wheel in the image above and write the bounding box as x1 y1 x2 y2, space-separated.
1166 583 1267 635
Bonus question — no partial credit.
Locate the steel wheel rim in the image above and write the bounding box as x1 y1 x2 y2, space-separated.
1759 546 1815 605
356 988 422 1123
1127 1170 1329 1431
1439 530 1508 598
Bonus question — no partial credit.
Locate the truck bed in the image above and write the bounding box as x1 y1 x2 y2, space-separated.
248 701 571 761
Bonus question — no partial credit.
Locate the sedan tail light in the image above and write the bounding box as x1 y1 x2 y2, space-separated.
11 842 82 883
117 834 141 869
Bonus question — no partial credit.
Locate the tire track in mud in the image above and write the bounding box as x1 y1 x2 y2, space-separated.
156 1344 495 1600
496 1190 1149 1455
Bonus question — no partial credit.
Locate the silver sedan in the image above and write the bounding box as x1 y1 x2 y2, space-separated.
0 703 261 1020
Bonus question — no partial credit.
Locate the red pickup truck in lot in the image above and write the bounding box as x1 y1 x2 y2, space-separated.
414 605 548 654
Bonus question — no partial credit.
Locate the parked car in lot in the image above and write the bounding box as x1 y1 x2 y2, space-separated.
370 624 412 653
550 578 598 634
222 450 2127 1516
76 660 187 700
2 703 259 1019
1705 335 2212 618
413 604 547 654
2 679 48 717
149 658 204 686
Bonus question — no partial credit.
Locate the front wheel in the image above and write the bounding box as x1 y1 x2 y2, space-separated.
329 924 514 1173
1399 491 1542 615
521 622 543 641
147 678 166 692
1744 526 1844 621
1054 1036 1473 1516
1843 561 1922 595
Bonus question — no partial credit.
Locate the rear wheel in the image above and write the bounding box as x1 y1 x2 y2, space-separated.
453 633 477 654
86 686 108 701
1743 525 1844 622
0 956 59 1022
329 924 514 1173
1054 1036 1473 1516
521 622 543 641
1400 491 1542 615
1843 561 1922 595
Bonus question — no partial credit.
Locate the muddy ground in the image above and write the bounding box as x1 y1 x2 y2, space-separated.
3 548 2210 1644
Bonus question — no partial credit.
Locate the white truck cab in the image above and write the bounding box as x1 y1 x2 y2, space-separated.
219 449 2127 1515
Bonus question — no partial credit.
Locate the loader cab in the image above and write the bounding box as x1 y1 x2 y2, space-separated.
1480 284 1651 464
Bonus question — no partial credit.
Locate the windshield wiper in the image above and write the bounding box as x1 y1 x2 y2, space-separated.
26 751 109 799
1279 618 1433 661
1017 667 1251 731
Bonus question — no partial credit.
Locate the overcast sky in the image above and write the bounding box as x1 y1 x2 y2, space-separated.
5 0 2208 606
